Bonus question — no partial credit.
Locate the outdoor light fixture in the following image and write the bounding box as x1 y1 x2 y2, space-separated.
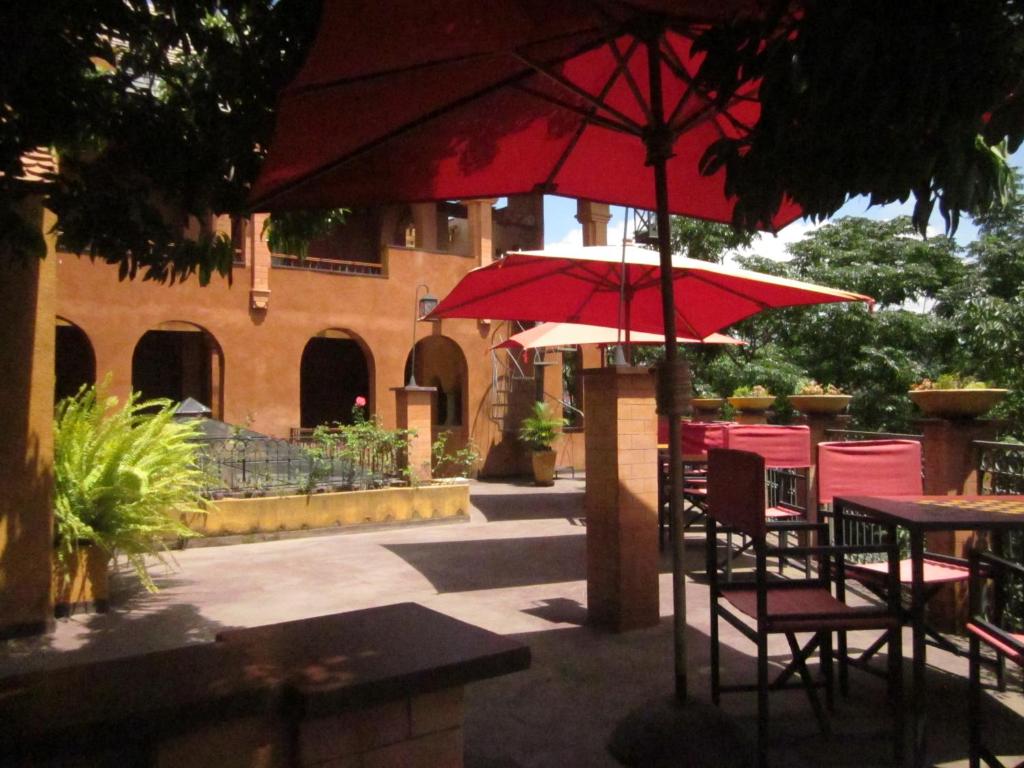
407 284 436 387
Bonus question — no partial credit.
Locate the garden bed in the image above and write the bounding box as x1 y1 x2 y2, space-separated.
185 482 470 537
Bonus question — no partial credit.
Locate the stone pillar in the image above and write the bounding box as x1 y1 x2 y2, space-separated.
583 367 659 631
917 417 1001 630
797 413 851 515
411 203 439 251
465 199 497 266
249 212 272 311
394 387 437 482
0 200 57 639
576 200 612 246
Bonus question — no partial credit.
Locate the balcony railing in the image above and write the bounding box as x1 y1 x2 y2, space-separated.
975 440 1024 495
271 252 385 277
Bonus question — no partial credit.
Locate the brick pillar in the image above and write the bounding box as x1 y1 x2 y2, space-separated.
465 199 497 266
249 212 272 311
798 413 851 515
0 199 57 639
583 367 659 631
394 387 437 482
576 200 612 246
917 417 1001 630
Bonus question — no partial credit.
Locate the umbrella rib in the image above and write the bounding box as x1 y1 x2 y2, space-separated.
513 84 642 137
512 50 646 135
606 37 654 125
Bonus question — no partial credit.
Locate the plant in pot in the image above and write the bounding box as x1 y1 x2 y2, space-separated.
788 380 852 415
53 380 206 614
690 384 725 414
518 401 567 486
727 384 775 412
909 374 1009 419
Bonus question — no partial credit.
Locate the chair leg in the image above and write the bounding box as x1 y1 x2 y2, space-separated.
838 630 850 698
785 633 829 736
888 625 904 767
757 632 769 768
821 631 835 714
710 606 721 706
969 633 982 768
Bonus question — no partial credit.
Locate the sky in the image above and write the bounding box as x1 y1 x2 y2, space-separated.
540 152 1022 260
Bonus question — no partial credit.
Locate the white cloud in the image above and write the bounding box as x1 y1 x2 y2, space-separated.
726 218 823 266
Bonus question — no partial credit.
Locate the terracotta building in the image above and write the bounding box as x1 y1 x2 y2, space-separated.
52 197 606 476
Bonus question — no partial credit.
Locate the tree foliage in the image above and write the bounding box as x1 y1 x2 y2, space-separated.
1 0 321 282
692 1 1024 235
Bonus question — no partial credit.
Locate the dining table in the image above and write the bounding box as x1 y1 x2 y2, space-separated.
833 494 1024 768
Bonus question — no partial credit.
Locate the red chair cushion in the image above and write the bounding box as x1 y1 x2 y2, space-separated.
817 440 922 506
724 586 901 633
846 557 969 585
967 622 1024 666
724 425 811 469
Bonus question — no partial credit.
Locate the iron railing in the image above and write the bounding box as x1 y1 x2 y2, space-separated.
823 428 923 442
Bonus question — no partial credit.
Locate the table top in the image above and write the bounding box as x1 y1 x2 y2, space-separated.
835 495 1024 531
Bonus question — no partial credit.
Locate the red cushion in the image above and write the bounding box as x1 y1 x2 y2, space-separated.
817 439 921 506
846 558 969 585
723 586 899 633
966 622 1024 666
765 505 802 519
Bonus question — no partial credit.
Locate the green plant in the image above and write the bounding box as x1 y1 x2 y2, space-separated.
518 402 567 452
797 379 845 395
732 384 772 398
913 373 989 391
53 379 205 592
432 432 480 478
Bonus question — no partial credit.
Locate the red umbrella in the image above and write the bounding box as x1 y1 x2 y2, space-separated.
492 321 745 351
251 0 802 701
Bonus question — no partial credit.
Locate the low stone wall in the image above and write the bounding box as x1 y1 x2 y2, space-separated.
187 482 470 537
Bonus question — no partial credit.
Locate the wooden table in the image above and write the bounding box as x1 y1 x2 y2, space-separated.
833 495 1024 768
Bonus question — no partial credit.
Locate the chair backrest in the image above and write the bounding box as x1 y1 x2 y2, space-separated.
708 448 767 538
724 424 811 469
681 421 730 457
817 439 922 507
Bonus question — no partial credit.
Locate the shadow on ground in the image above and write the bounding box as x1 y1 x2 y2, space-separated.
472 491 586 523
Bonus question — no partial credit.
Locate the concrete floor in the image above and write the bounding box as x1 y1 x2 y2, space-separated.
2 478 1022 767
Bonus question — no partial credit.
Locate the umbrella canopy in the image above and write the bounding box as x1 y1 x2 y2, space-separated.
492 321 744 351
434 245 873 338
250 0 800 228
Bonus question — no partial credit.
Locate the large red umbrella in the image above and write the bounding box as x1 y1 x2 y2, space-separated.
251 0 802 702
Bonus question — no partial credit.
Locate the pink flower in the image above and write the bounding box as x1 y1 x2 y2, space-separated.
355 396 367 407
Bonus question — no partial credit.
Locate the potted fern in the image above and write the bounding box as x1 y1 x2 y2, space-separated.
518 401 566 486
53 379 206 614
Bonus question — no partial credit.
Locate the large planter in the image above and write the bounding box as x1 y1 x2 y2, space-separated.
52 544 109 618
691 397 725 412
789 394 853 415
727 396 775 412
531 450 556 486
909 388 1008 419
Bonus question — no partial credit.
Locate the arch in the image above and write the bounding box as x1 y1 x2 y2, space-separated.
131 321 224 418
55 317 96 403
404 335 468 429
300 328 375 428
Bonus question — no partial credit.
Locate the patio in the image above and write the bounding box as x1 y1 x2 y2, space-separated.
2 478 1022 767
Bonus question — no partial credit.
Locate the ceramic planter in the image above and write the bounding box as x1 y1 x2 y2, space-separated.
727 396 775 412
531 450 556 487
908 389 1008 419
690 397 725 411
52 544 109 618
788 394 853 415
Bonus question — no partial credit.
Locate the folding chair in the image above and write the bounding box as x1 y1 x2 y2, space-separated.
657 420 730 549
817 439 970 678
719 425 812 576
706 448 904 768
967 548 1024 768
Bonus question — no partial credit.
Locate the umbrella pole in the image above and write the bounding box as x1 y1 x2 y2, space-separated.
646 38 688 703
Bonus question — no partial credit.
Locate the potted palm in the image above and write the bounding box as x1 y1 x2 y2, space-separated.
518 401 566 486
909 374 1009 419
53 380 206 615
788 380 852 415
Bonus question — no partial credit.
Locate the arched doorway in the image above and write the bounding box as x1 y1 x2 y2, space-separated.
132 321 224 418
300 329 373 428
404 335 469 430
55 318 96 403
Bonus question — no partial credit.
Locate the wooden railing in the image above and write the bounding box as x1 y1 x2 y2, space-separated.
271 252 386 277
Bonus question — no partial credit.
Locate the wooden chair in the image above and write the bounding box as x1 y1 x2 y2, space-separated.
967 548 1024 768
707 448 904 768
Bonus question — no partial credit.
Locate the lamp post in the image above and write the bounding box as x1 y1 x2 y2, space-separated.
407 284 438 387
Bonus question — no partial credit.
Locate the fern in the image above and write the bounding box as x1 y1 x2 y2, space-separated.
53 378 206 591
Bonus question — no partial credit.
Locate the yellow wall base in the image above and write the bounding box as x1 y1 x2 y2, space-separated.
188 483 470 537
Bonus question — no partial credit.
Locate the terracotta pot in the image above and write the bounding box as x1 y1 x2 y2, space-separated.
52 544 109 618
531 450 556 487
690 397 725 411
727 396 775 412
909 389 1008 419
789 394 852 415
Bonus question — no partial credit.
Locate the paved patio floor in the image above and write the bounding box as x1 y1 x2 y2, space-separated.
2 478 1022 767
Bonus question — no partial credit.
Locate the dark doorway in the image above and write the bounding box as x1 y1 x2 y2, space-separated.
132 327 222 416
55 320 96 403
300 335 371 428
